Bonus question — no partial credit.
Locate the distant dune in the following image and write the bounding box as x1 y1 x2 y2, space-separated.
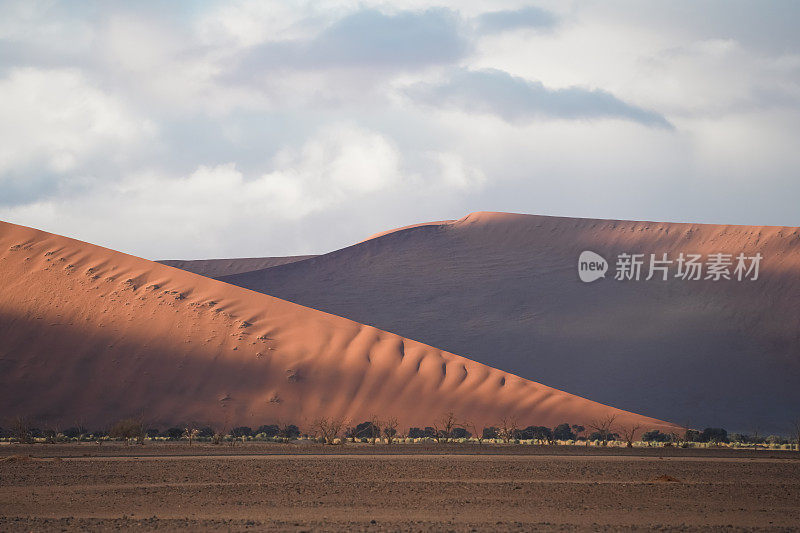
217 212 800 433
358 219 455 243
158 256 316 279
0 220 675 434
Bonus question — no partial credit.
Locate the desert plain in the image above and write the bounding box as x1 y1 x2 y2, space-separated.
2 443 800 532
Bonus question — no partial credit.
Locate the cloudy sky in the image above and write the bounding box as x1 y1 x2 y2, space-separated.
1 1 799 259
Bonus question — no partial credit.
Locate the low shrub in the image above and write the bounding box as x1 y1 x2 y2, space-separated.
109 418 144 444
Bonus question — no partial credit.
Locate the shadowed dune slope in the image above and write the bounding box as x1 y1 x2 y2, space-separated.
0 220 675 433
158 256 316 279
219 212 800 433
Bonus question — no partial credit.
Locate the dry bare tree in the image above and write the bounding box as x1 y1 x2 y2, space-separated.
43 419 59 444
383 417 398 444
345 422 360 443
619 424 641 448
332 417 348 444
277 420 300 441
750 427 762 445
11 416 33 444
95 422 108 447
466 420 486 445
75 418 89 441
369 415 382 445
434 411 458 443
498 416 517 444
589 414 618 446
311 417 328 443
311 417 347 444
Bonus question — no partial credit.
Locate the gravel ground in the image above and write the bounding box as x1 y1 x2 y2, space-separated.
1 443 798 531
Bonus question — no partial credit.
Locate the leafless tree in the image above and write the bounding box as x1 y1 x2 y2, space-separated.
95 422 108 447
11 416 33 444
498 416 517 444
383 417 398 444
345 422 360 443
370 415 382 445
277 420 300 441
589 414 618 446
75 418 89 441
311 417 330 444
466 420 486 445
311 417 347 444
42 419 59 444
434 411 458 443
209 418 233 446
619 424 641 448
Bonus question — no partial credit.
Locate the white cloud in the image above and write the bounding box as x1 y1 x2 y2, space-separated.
260 124 405 216
433 152 486 190
194 0 323 47
633 39 800 117
0 68 153 176
94 13 267 116
0 0 94 55
0 124 484 257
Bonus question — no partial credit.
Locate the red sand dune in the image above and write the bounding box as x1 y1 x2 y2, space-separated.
217 212 800 433
0 220 676 434
358 219 455 243
158 256 316 279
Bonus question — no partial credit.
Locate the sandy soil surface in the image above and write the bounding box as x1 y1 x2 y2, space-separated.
1 444 798 532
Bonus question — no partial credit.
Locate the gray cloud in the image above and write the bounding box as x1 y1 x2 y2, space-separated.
406 68 673 128
0 168 59 207
237 8 469 73
476 6 557 34
604 0 800 55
